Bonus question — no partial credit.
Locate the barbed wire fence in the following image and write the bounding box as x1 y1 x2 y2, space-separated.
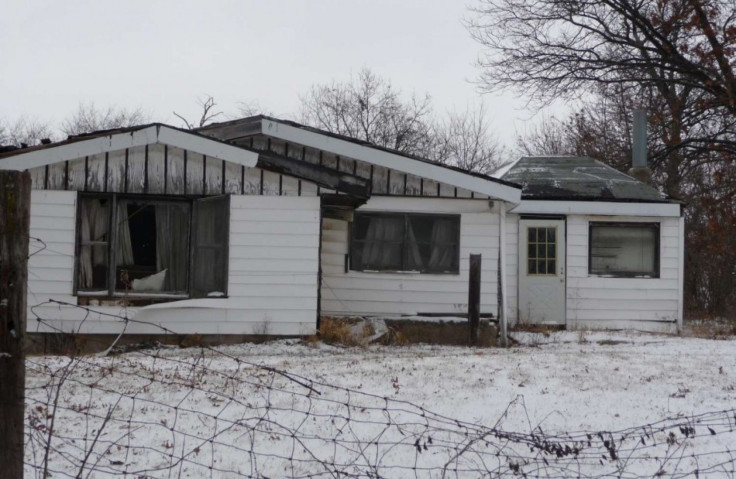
21 300 736 478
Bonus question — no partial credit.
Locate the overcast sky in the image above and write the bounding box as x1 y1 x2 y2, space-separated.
2 0 559 148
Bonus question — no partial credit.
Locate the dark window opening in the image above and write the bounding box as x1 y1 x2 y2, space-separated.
589 222 659 278
350 212 460 274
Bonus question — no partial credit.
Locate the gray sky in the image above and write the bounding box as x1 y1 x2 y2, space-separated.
2 0 555 147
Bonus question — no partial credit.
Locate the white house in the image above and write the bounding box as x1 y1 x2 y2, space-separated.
0 115 684 339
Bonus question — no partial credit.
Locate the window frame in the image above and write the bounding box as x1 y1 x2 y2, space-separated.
588 221 660 278
349 212 461 274
74 192 229 299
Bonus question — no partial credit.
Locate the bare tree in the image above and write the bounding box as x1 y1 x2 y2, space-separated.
173 95 225 129
0 117 55 147
468 0 736 115
299 68 435 156
60 103 148 136
433 104 504 174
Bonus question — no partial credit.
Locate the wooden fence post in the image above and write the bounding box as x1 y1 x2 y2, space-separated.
0 170 31 478
468 254 481 346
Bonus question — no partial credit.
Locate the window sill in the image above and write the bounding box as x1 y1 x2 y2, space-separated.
588 273 659 279
350 269 460 275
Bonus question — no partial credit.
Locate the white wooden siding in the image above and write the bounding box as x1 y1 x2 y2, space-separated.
28 192 321 336
565 215 683 330
225 195 320 334
27 191 76 312
321 197 501 317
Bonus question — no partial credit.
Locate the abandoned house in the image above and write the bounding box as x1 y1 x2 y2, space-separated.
0 113 684 339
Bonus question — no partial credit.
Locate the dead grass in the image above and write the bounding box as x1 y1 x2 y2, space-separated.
317 317 368 347
683 317 736 339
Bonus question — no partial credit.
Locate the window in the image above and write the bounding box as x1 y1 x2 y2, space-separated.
350 213 460 273
527 226 557 275
76 193 229 298
589 222 659 277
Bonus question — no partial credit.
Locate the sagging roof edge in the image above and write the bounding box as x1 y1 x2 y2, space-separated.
198 115 524 203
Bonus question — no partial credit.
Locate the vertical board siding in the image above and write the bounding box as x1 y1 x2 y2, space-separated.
147 144 166 194
227 195 320 334
565 215 681 327
126 146 146 193
321 197 501 317
24 145 319 198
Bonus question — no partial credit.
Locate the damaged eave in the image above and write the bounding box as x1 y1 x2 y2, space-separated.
258 118 522 204
255 149 371 200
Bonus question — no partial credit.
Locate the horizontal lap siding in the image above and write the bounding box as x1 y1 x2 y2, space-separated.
27 191 77 312
321 198 500 317
27 192 320 336
566 215 682 327
227 196 320 334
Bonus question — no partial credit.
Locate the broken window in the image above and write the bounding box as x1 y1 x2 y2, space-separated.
76 193 229 298
350 213 460 273
589 222 659 277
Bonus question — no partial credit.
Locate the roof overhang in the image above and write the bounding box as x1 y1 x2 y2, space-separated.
258 118 522 204
0 124 259 171
510 200 681 217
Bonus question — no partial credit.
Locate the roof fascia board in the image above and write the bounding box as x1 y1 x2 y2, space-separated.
510 200 681 217
260 119 521 204
0 125 258 171
156 127 258 167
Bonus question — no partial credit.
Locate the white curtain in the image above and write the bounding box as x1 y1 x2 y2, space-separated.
78 199 109 289
427 219 457 271
155 203 189 292
116 201 134 266
361 216 403 269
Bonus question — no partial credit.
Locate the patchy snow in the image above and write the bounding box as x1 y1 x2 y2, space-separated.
24 330 736 477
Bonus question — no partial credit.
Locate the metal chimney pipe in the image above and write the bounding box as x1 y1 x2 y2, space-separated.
629 109 653 184
632 109 647 168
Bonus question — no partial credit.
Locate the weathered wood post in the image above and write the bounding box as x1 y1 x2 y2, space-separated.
468 254 481 346
0 170 31 478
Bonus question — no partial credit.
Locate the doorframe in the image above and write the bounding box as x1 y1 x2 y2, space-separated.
518 214 567 326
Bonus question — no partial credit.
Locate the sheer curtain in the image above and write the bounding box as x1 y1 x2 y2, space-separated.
361 216 403 269
78 199 109 289
116 200 134 266
427 219 456 271
155 203 189 292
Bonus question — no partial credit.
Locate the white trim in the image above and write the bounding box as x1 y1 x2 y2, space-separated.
260 119 522 204
510 200 680 217
498 204 508 346
0 125 259 171
677 216 685 331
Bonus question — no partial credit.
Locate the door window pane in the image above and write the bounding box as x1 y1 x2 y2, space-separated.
527 227 557 276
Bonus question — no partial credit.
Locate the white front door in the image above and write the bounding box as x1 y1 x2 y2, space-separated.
518 218 566 325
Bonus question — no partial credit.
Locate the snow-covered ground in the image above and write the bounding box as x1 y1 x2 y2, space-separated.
24 330 736 477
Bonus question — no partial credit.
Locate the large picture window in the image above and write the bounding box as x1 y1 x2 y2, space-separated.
76 193 229 298
350 213 460 273
589 222 659 277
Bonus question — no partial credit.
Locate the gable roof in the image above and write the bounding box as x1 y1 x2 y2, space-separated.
498 156 672 203
0 123 259 170
0 123 371 198
198 115 522 204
